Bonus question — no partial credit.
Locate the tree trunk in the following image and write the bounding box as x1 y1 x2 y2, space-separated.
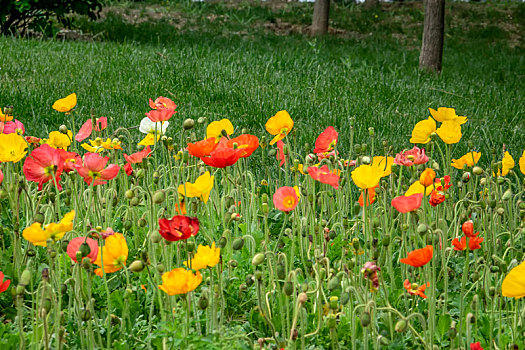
311 0 330 36
419 0 445 73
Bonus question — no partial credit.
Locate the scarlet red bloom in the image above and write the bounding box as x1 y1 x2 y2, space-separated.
403 279 430 299
394 146 429 166
123 146 152 176
149 97 177 110
199 138 244 168
276 140 287 166
188 138 218 158
307 165 340 189
67 237 99 263
227 134 259 158
313 126 338 154
273 186 299 212
429 190 446 207
158 215 199 242
146 109 175 122
23 144 64 190
25 136 41 144
435 175 453 191
462 220 476 237
452 235 484 251
400 245 433 267
0 271 10 293
391 193 423 213
470 342 483 350
58 149 82 173
74 153 120 186
359 185 378 207
75 117 108 142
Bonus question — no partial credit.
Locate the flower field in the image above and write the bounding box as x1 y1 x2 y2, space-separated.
0 92 523 349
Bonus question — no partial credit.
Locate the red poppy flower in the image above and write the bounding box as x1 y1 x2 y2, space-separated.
359 185 378 207
435 175 452 191
452 235 484 251
400 245 433 267
25 136 41 144
307 165 340 189
123 146 152 176
227 134 259 158
199 138 244 168
276 140 287 166
75 117 108 142
470 342 483 350
188 138 218 158
67 237 99 263
391 193 423 213
273 186 299 212
403 279 430 299
429 190 446 207
149 97 177 110
158 215 199 242
23 144 64 190
313 126 338 154
0 271 10 293
58 149 82 173
462 220 477 237
146 109 175 122
74 153 120 186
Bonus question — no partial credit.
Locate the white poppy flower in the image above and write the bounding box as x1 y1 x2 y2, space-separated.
139 117 169 134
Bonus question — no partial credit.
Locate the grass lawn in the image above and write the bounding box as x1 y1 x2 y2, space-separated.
0 0 524 157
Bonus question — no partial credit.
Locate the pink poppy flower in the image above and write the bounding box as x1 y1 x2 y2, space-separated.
394 146 429 166
273 186 299 212
145 109 175 122
75 117 108 142
276 140 287 166
307 165 340 189
313 126 338 154
1 119 25 135
149 97 177 110
391 193 423 213
58 150 82 173
0 168 3 184
123 146 152 176
74 153 120 186
67 237 99 263
23 144 65 190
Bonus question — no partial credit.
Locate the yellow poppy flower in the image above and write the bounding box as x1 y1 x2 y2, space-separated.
410 117 436 144
265 110 294 145
429 107 467 125
178 171 214 203
183 242 221 270
494 151 515 177
451 152 481 169
52 93 77 113
22 211 75 247
206 119 234 141
0 109 13 122
520 150 525 175
293 185 301 200
93 233 128 277
138 133 160 147
81 138 123 153
436 120 462 144
371 156 395 177
0 133 28 163
46 130 73 150
502 260 525 299
405 181 434 197
158 268 202 295
351 164 383 190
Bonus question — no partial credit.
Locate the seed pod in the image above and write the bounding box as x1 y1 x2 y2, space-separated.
360 312 371 327
283 281 294 296
252 253 265 266
80 309 91 321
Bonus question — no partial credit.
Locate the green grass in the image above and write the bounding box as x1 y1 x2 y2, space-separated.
0 0 524 159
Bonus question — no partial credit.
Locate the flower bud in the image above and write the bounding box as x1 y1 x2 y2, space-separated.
150 231 162 244
298 292 307 304
360 312 371 327
254 270 263 280
156 264 165 273
183 118 195 130
80 309 91 321
198 294 209 310
283 281 294 296
232 237 244 250
153 190 165 204
129 260 145 273
59 125 68 134
395 319 407 333
327 276 340 291
251 253 265 266
19 269 31 286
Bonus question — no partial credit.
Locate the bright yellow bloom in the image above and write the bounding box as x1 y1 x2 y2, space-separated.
419 168 436 187
184 242 221 270
46 130 73 150
22 211 75 247
371 156 395 177
265 110 294 145
0 109 13 122
351 164 382 190
158 268 202 295
429 107 467 125
494 151 515 177
138 133 160 147
436 120 462 144
206 119 234 141
52 93 77 113
520 150 525 175
502 260 525 299
410 117 436 144
293 185 301 200
0 133 28 163
451 152 481 169
81 138 123 153
405 181 433 196
178 171 214 203
93 233 128 277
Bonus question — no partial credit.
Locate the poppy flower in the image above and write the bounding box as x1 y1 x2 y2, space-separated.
23 144 64 191
178 171 214 204
52 93 77 113
276 140 287 167
227 134 259 158
436 120 462 144
74 153 120 186
469 342 483 350
308 165 340 189
149 97 176 110
429 190 445 207
400 245 433 267
1 119 25 135
452 235 483 251
410 117 436 144
22 210 75 247
0 133 28 163
58 150 82 173
81 138 123 153
158 215 199 242
67 237 99 263
519 150 525 175
429 107 467 125
206 119 234 141
461 220 477 237
25 136 41 145
361 261 381 292
75 117 108 142
493 151 514 177
371 156 395 177
124 146 152 164
451 151 481 169
392 193 423 213
46 130 73 150
188 138 218 158
139 117 169 135
273 186 300 212
502 260 525 299
403 279 430 299
394 146 429 166
435 175 452 191
419 168 436 187
313 126 338 154
0 168 3 184
0 271 10 293
183 242 221 270
93 232 128 277
145 108 175 122
404 181 434 197
359 185 378 207
158 268 202 296
0 109 13 122
199 138 244 168
265 110 294 145
351 164 382 190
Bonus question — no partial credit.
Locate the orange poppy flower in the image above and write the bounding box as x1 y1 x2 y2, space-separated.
452 235 483 251
403 279 430 299
419 168 436 187
93 233 128 277
400 245 433 267
199 138 244 168
273 186 300 212
461 220 477 238
227 134 259 158
358 185 378 207
187 138 218 158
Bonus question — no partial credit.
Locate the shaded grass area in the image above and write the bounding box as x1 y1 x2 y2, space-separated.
0 1 524 159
